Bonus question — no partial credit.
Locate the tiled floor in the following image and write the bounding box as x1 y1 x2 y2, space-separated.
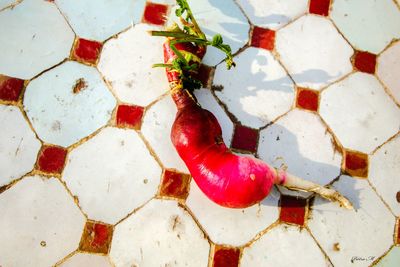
0 0 399 266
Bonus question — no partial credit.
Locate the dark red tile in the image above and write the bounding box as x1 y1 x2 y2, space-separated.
353 51 377 74
396 191 400 203
396 218 400 245
37 146 67 174
0 75 24 102
143 2 169 26
116 104 145 129
79 221 113 254
251 26 275 51
296 87 319 111
344 150 368 178
309 0 331 16
213 246 240 267
279 195 307 226
192 64 213 88
72 38 102 65
159 169 191 199
231 125 259 153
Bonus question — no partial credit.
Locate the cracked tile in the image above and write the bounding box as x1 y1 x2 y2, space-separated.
59 253 112 267
377 41 400 104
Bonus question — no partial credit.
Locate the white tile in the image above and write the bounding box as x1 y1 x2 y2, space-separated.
374 246 400 267
0 0 19 10
0 0 74 79
59 253 112 267
98 24 168 106
0 105 41 186
141 95 189 172
63 127 162 224
320 72 400 154
369 135 400 215
276 15 353 90
214 47 295 128
110 199 209 267
241 225 330 267
308 175 395 267
237 0 308 30
377 41 400 104
23 61 116 147
0 175 85 267
55 0 146 41
331 0 400 54
186 180 280 246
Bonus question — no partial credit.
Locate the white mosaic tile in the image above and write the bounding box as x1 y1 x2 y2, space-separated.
55 0 146 41
377 41 400 104
369 135 400 216
194 88 233 145
374 246 400 267
331 0 400 54
98 24 168 107
320 72 400 154
63 127 161 224
59 253 112 267
275 15 353 90
0 0 19 10
0 0 74 79
23 61 116 148
214 47 295 128
258 109 342 197
186 180 280 246
141 95 189 172
241 225 330 267
308 175 395 267
0 105 41 187
237 0 308 30
110 199 209 267
0 175 85 267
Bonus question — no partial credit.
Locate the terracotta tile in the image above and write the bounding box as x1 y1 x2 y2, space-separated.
279 195 307 226
296 87 319 111
72 38 103 64
116 104 144 129
79 221 113 254
344 150 368 178
159 169 191 199
353 51 377 74
231 125 259 153
37 146 67 174
0 75 24 102
251 26 275 51
142 2 169 26
309 0 331 16
397 218 400 245
192 64 213 88
213 246 240 267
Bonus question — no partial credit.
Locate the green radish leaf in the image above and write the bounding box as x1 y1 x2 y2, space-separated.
212 34 223 46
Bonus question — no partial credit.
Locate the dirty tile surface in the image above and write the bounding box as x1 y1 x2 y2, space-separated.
1 0 399 266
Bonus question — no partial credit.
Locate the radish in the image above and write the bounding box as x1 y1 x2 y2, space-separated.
151 0 352 209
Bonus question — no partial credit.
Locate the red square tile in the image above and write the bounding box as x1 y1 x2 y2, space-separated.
116 104 145 129
279 195 307 226
72 38 103 65
309 0 331 16
344 150 368 178
353 51 377 74
251 26 275 51
79 221 113 254
159 169 191 199
0 75 24 102
192 64 213 88
213 246 240 267
296 87 319 111
231 125 259 153
37 145 67 174
143 2 169 26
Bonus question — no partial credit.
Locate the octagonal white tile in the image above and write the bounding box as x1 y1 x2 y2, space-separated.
110 199 209 267
63 127 161 224
0 175 85 267
308 175 395 267
0 105 41 187
186 180 280 246
0 0 74 79
320 72 400 154
214 47 295 128
141 95 188 172
276 15 353 90
258 109 342 197
237 0 308 30
241 225 330 267
331 0 400 54
59 253 112 267
24 61 116 147
377 41 400 104
55 0 146 42
374 246 400 267
98 24 168 106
